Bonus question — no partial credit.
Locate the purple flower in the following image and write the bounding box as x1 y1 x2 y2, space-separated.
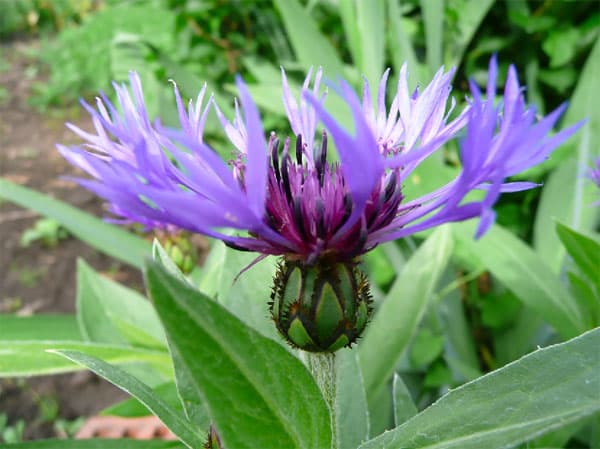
58 57 582 264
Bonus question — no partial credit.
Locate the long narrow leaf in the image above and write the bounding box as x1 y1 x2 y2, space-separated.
546 36 600 167
453 222 585 338
420 0 444 77
356 0 385 89
359 226 453 400
0 178 150 268
0 341 170 377
0 315 81 341
533 157 599 272
273 0 345 77
359 328 600 449
53 350 205 448
444 0 494 68
388 0 423 87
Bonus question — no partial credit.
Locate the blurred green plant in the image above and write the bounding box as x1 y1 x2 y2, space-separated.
0 0 100 37
30 0 177 109
0 414 25 444
20 218 69 248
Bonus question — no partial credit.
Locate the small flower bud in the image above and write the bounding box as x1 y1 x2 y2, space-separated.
161 232 198 275
270 258 372 352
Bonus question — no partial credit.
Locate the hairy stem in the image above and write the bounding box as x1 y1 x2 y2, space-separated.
306 352 338 449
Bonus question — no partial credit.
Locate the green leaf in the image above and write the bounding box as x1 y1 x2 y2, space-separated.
359 226 453 401
167 347 210 430
542 28 581 68
453 222 585 339
242 56 282 84
0 341 170 377
436 283 481 380
409 329 445 368
360 328 600 449
101 382 182 418
242 82 286 117
556 222 600 288
100 382 178 418
0 315 81 341
420 0 444 77
1 440 186 448
480 292 522 330
339 1 362 72
152 238 189 284
423 360 453 388
546 36 600 168
273 0 345 77
0 178 151 268
392 373 418 426
444 0 494 68
567 272 599 328
53 350 205 448
355 0 385 89
147 43 233 119
335 349 370 449
145 261 332 449
493 308 543 366
533 158 599 272
363 245 396 289
197 239 280 340
77 259 166 349
387 0 424 87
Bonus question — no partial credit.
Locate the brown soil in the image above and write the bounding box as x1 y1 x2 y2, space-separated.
0 39 140 439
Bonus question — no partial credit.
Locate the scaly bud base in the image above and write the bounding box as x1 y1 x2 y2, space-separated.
270 258 372 352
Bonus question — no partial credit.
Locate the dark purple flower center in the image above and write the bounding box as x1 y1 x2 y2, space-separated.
260 132 403 263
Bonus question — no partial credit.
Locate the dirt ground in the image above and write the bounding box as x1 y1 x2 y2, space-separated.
0 40 139 439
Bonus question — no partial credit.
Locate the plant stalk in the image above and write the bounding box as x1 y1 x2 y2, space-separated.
306 352 338 449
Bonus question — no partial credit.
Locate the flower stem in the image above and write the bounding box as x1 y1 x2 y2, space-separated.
306 352 338 449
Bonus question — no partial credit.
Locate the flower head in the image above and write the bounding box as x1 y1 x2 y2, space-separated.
58 57 581 351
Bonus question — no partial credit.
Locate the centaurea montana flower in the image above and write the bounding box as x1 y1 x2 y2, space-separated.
58 56 581 352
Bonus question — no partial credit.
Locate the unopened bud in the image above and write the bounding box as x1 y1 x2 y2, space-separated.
161 232 198 274
270 258 372 352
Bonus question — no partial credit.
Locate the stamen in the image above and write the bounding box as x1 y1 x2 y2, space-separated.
295 134 303 165
320 130 328 168
270 134 281 184
350 217 368 256
293 196 307 239
384 171 398 202
316 198 326 239
315 131 328 187
224 241 253 252
280 139 293 203
343 193 353 221
334 193 353 234
369 196 382 228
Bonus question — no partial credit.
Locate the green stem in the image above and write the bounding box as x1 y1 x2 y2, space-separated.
306 352 338 449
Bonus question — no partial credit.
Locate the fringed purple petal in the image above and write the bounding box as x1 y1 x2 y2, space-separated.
235 76 268 220
59 58 583 262
304 81 384 234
